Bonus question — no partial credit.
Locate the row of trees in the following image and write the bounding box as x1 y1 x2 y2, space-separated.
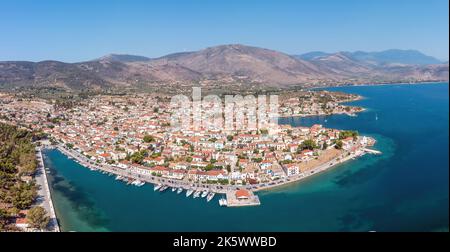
0 123 49 231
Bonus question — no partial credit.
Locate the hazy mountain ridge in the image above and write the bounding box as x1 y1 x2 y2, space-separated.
295 49 444 65
0 44 448 91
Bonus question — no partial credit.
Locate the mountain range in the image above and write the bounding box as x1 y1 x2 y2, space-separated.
0 44 448 91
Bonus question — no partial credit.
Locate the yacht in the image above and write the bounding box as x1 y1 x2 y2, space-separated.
154 184 162 191
219 198 228 206
171 187 177 192
206 192 215 202
201 191 209 198
115 175 123 180
193 191 201 198
160 185 169 192
177 188 183 194
186 189 194 197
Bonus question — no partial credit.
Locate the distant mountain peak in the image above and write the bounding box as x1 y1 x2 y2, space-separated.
97 54 151 62
295 49 442 65
0 45 448 91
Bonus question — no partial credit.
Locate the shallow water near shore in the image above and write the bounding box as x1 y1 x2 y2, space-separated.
44 82 449 231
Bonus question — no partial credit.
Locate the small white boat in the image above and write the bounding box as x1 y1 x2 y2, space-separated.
201 191 209 198
171 187 177 192
132 180 144 186
186 189 194 197
218 198 227 206
154 184 162 191
159 185 168 192
177 188 183 194
193 191 201 198
207 192 215 202
115 175 123 180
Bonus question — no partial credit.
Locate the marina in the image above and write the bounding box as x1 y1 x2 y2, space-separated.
50 142 381 207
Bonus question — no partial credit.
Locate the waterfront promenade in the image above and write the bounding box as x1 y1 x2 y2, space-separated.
34 147 60 232
50 144 380 207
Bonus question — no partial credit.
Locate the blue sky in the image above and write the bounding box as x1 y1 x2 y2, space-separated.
1 0 448 62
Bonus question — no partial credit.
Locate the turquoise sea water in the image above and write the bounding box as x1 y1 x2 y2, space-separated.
43 82 449 231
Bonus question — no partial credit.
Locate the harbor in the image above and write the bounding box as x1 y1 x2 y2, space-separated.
45 143 382 208
52 145 247 206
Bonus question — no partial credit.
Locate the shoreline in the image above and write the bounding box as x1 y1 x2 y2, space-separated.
255 149 368 192
308 80 448 91
278 95 366 119
35 147 60 232
277 108 366 119
47 143 379 205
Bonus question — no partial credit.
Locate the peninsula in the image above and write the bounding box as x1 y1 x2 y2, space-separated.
0 90 380 207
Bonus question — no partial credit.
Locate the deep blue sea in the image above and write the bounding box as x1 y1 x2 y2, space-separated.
43 82 449 231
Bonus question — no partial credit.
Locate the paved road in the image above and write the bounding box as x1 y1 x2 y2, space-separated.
34 148 60 232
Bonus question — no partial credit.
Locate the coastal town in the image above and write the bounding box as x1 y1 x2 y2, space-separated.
0 89 379 230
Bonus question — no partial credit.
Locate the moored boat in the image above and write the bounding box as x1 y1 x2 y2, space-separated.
177 187 183 194
160 185 168 192
219 198 227 206
201 191 209 198
193 191 201 198
154 184 162 191
206 192 215 202
186 189 194 197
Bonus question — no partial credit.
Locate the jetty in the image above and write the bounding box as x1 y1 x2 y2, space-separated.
225 189 260 207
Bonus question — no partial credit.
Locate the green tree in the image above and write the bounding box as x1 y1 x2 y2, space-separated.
143 135 155 143
130 150 147 164
205 164 214 171
298 139 317 152
339 130 358 140
0 209 8 230
26 206 49 230
335 140 343 149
